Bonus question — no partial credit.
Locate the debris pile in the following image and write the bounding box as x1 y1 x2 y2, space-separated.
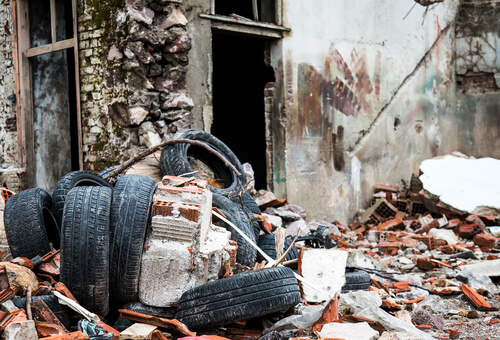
0 131 499 339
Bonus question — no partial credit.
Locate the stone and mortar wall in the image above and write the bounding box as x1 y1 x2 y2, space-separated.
0 1 22 192
456 0 500 158
78 0 194 172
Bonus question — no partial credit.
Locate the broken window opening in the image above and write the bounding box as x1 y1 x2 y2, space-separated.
211 32 275 190
212 0 280 25
13 0 81 191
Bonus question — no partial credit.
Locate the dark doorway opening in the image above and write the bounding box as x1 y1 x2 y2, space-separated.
211 32 274 190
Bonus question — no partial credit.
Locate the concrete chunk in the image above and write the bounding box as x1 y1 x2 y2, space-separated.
1 321 38 340
461 259 500 277
119 322 157 339
299 248 347 303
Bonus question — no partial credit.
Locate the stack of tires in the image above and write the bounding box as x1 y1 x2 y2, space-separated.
4 170 158 317
3 129 302 329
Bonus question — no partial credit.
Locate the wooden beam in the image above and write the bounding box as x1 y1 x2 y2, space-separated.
50 0 57 43
72 0 83 170
15 0 36 188
211 20 282 39
24 38 74 58
200 13 290 31
252 0 259 21
11 0 24 170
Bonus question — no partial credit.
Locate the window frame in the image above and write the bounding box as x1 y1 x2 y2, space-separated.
11 0 82 188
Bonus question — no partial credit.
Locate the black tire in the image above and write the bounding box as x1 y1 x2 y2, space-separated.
231 192 261 239
342 270 371 292
109 175 158 305
11 295 72 329
160 129 246 197
231 192 261 215
212 193 257 267
122 302 176 320
256 234 298 263
60 186 112 316
52 171 113 226
175 267 301 330
4 188 60 258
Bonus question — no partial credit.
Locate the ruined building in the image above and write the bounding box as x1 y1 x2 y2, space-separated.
0 0 499 222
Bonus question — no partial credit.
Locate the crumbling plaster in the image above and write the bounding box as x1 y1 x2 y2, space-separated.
270 0 461 222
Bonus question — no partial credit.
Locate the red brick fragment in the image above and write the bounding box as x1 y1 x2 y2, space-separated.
416 258 439 271
311 294 339 332
473 234 499 249
152 200 200 222
376 217 404 231
458 224 483 239
461 284 499 311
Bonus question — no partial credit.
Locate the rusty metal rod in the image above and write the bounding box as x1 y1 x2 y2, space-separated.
104 138 242 181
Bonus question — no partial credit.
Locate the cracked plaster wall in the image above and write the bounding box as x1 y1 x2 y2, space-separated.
271 0 461 222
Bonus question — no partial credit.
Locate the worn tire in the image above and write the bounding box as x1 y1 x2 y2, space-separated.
212 193 257 267
60 186 112 316
160 129 246 197
4 188 60 258
109 175 158 304
256 234 298 263
11 295 72 328
231 192 261 214
53 171 113 226
342 270 371 292
231 192 261 239
175 267 301 330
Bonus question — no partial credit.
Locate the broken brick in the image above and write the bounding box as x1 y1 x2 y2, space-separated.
461 284 499 311
472 233 499 249
152 200 201 222
311 294 339 332
416 257 439 271
376 217 404 231
458 224 483 239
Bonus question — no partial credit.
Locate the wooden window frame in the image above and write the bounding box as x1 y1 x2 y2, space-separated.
203 0 288 39
11 0 82 188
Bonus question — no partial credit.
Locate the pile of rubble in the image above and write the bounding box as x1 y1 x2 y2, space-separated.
0 131 499 339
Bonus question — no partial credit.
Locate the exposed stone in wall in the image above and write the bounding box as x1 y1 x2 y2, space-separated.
0 1 18 169
456 0 500 92
78 0 193 172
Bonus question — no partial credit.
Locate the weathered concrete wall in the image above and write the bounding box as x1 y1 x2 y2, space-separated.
183 0 212 131
78 0 194 172
456 0 500 158
271 0 461 222
0 1 18 169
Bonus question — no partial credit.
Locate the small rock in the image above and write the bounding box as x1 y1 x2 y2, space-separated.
411 307 444 330
261 213 282 230
285 219 310 238
1 321 37 340
265 207 301 221
107 45 123 61
1 262 39 296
